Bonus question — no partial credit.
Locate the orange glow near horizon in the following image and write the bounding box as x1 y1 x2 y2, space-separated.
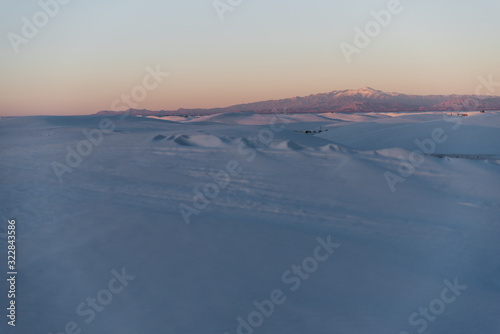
1 1 499 116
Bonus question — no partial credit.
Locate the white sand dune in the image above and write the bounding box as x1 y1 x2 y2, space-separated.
0 111 499 334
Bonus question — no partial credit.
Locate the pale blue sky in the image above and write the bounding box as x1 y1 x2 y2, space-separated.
1 0 499 115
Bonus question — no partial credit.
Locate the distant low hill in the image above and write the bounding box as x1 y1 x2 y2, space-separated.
95 87 500 116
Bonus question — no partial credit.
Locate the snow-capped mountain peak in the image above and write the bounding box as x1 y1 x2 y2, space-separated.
339 87 386 98
96 88 500 116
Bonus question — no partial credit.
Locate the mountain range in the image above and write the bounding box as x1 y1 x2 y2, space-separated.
95 87 500 116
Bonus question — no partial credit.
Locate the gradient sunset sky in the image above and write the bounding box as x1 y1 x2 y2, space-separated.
1 0 499 116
